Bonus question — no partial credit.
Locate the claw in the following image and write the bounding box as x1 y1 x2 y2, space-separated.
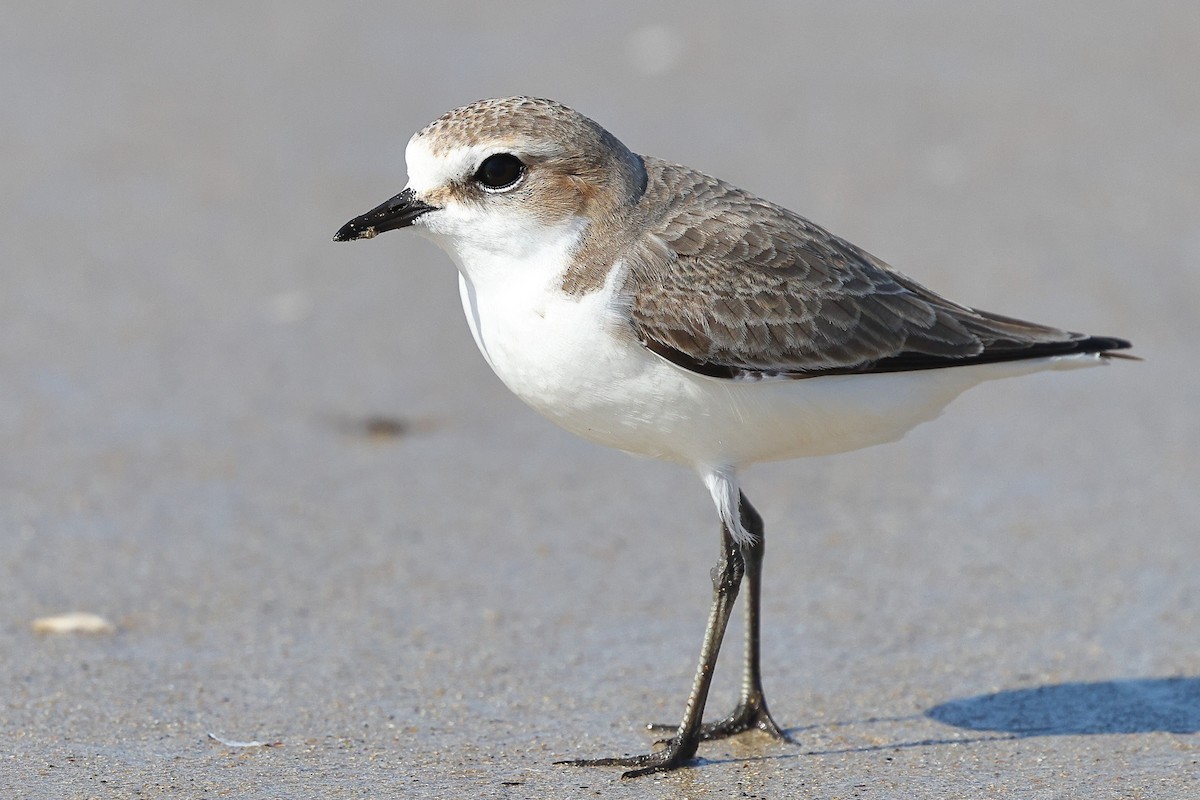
556 735 700 778
647 696 794 743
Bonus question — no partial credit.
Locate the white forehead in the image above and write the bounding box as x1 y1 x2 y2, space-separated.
403 135 490 195
403 126 580 196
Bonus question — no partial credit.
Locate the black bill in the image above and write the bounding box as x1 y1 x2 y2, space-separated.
333 188 437 241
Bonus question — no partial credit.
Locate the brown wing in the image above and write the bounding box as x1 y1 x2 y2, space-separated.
625 158 1129 379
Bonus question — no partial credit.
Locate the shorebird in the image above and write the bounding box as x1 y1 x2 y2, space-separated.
334 96 1132 777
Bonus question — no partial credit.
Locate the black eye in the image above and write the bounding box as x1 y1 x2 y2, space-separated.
474 153 525 190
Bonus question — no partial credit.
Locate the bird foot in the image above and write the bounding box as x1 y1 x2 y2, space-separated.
556 734 699 778
647 697 794 743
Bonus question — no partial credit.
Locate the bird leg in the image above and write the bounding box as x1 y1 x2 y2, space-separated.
558 522 744 777
690 493 792 741
648 493 792 742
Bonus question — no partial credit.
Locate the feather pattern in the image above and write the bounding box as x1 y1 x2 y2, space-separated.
621 157 1130 379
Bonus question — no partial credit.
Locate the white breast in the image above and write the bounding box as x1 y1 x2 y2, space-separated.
457 259 668 453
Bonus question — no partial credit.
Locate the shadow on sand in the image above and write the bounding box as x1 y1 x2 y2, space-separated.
926 676 1200 736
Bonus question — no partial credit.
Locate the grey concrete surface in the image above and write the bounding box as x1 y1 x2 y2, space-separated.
2 2 1197 797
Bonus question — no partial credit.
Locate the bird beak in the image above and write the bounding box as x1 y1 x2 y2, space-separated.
333 188 438 241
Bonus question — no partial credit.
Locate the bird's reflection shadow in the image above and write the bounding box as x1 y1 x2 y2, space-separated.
799 676 1200 756
926 676 1200 735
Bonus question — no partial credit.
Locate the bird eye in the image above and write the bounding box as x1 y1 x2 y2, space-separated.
474 153 525 191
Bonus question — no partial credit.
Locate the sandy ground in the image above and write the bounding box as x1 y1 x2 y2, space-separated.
2 2 1198 798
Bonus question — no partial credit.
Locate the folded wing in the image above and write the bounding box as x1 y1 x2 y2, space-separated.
626 158 1130 380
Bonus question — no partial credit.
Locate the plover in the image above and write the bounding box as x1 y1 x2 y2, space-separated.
334 96 1133 777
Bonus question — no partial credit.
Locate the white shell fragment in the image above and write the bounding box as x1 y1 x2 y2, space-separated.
207 731 281 748
31 612 116 634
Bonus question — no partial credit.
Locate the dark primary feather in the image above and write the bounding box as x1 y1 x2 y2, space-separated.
624 158 1131 379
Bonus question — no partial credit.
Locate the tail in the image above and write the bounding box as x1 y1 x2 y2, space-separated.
1080 336 1139 361
850 333 1136 374
950 332 1136 366
995 334 1139 370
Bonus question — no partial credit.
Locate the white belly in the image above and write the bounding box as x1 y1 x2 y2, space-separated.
457 270 1104 470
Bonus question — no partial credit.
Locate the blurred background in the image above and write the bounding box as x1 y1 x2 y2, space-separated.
2 2 1197 796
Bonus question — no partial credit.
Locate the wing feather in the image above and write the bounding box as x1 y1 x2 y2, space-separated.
624 158 1130 378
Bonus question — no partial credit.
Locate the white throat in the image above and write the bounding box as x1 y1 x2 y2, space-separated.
430 214 591 373
423 213 588 290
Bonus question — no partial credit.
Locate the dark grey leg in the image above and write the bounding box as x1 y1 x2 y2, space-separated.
649 493 792 742
693 493 792 741
558 522 745 777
